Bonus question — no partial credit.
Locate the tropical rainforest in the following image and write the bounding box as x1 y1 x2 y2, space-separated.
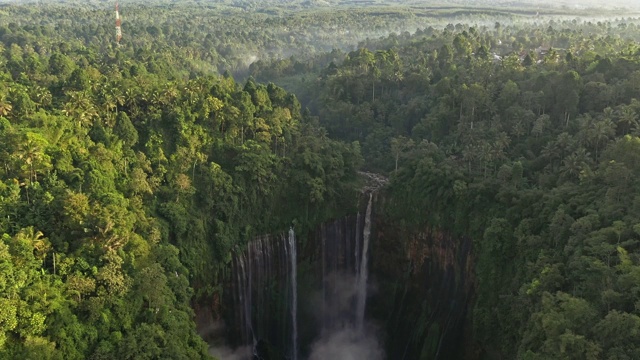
1 0 640 359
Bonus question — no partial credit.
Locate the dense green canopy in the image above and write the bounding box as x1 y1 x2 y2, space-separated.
2 0 640 359
0 2 363 358
264 17 640 359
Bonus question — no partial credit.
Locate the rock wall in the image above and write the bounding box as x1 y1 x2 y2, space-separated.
194 192 478 359
369 213 477 359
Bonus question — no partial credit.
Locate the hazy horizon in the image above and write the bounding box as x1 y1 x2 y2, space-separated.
0 0 639 10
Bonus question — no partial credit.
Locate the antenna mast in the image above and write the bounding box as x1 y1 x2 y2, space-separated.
115 2 122 45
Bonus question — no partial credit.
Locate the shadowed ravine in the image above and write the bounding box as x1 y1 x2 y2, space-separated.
198 191 475 359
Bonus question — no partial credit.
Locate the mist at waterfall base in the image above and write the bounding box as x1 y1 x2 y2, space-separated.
199 320 252 360
308 326 383 360
307 273 384 360
309 194 383 360
209 344 252 360
220 193 379 359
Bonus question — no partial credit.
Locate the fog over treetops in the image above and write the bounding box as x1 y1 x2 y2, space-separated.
1 0 639 11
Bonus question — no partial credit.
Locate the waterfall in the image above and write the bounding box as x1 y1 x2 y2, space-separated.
224 191 377 358
289 228 298 360
238 253 253 345
356 192 373 331
355 211 361 278
306 192 383 360
228 234 294 358
316 191 374 334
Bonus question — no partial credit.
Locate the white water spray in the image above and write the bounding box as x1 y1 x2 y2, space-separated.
355 211 361 274
356 192 373 332
289 228 298 360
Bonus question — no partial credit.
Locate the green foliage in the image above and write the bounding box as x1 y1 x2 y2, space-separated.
114 112 138 148
2 0 640 358
0 3 365 357
264 15 640 359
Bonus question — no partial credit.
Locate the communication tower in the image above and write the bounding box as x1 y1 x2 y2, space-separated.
115 2 122 45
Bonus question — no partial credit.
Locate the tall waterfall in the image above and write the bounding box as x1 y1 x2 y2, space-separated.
224 192 377 358
354 210 362 279
289 228 298 360
317 191 374 334
356 192 373 331
307 191 383 360
227 234 293 357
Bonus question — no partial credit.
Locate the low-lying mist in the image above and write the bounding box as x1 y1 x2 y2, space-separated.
307 272 384 360
309 325 384 360
209 345 252 360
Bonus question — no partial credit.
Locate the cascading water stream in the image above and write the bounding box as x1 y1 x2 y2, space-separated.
223 191 385 360
227 233 301 359
239 254 253 345
356 192 373 332
355 211 361 279
288 227 298 360
225 191 378 358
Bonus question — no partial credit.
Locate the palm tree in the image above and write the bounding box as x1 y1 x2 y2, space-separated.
577 114 595 147
123 88 139 115
590 117 616 161
532 114 550 137
555 132 574 160
162 83 178 105
27 228 50 261
561 148 591 180
0 95 12 117
32 86 52 111
18 132 48 183
101 91 117 127
13 227 50 266
63 91 98 128
602 107 615 122
616 105 639 135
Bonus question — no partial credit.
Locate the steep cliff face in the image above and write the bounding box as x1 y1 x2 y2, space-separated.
194 194 373 359
369 213 477 360
194 193 477 359
193 234 295 359
225 234 295 358
291 193 379 358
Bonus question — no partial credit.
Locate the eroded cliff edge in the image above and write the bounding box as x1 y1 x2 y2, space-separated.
370 209 477 359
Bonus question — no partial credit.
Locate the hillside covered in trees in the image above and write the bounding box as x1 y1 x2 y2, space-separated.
0 2 363 358
261 15 640 359
2 0 640 359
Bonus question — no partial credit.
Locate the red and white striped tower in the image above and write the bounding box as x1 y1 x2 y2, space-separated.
115 2 122 45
